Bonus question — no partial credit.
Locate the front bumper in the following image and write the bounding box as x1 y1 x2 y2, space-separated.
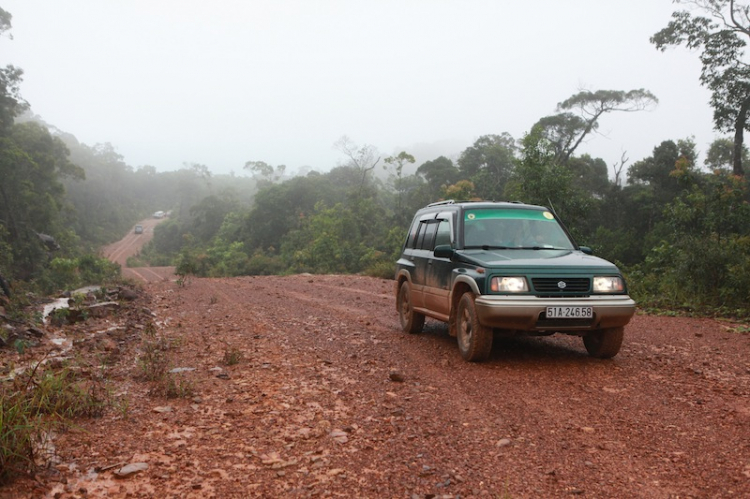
474 294 636 332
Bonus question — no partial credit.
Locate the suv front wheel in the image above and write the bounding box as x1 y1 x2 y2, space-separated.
398 281 425 334
583 326 624 358
456 292 493 362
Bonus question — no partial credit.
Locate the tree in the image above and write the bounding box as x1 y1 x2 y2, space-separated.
241 172 345 253
0 7 11 35
628 138 699 199
0 8 27 133
244 160 286 187
188 191 239 242
457 133 517 200
566 154 610 197
383 151 415 223
506 125 593 238
622 139 700 251
704 137 750 171
651 0 750 175
416 156 460 198
333 136 380 197
536 89 658 164
0 123 84 279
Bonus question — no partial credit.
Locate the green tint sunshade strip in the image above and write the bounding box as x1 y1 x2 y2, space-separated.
464 209 554 222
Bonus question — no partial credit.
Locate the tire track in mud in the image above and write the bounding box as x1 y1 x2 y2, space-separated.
123 266 174 283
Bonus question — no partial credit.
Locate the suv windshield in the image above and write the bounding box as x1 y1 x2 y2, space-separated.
463 208 574 250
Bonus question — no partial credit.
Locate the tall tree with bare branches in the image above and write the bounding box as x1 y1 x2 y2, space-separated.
652 0 750 176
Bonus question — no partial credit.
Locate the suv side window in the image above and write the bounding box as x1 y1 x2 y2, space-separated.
405 219 420 249
434 219 451 247
418 221 438 250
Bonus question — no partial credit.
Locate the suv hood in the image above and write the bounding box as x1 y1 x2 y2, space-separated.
458 248 620 273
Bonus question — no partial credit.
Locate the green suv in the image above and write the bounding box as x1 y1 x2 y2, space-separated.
395 200 636 362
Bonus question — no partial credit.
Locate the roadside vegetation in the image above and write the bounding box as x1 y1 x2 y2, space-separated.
0 358 107 484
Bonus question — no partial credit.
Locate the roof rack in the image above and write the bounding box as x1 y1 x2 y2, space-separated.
426 199 456 207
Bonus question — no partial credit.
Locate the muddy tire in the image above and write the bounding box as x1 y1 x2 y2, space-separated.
456 292 493 362
398 281 425 334
583 326 624 358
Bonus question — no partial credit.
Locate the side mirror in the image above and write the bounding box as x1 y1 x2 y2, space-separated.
434 244 454 259
579 246 593 255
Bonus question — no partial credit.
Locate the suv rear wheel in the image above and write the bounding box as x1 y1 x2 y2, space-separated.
456 292 493 361
398 281 425 334
583 326 624 358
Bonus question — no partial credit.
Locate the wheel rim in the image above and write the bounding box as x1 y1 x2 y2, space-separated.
399 287 410 326
459 305 472 349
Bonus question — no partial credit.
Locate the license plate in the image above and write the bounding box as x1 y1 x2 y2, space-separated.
546 306 593 319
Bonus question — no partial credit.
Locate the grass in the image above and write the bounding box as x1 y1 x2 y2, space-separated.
137 323 195 399
0 283 198 485
0 359 106 484
222 345 243 366
163 375 195 399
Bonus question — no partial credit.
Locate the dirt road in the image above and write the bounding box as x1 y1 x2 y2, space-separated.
102 217 174 283
4 274 745 498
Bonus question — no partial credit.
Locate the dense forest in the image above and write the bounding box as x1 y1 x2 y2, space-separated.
2 2 750 318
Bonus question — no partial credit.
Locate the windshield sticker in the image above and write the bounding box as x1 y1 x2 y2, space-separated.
465 209 553 222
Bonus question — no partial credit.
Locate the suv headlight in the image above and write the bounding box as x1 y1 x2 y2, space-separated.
491 276 528 292
593 276 625 293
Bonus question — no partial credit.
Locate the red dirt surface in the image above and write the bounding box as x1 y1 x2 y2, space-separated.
2 229 750 498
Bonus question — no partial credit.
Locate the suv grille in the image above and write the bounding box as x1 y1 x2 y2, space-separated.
532 277 590 295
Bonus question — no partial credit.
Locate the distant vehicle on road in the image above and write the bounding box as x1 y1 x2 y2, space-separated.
153 211 165 219
134 225 144 234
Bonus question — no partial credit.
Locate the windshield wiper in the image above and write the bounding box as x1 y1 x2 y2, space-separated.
466 245 510 250
464 245 569 250
516 245 569 250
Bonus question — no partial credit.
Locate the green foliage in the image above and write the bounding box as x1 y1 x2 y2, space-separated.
163 375 195 399
630 233 750 316
205 241 250 276
245 249 286 276
506 125 594 237
137 324 171 382
0 122 82 280
416 156 460 201
37 255 120 294
588 226 643 267
457 134 517 200
137 323 195 398
240 172 347 253
0 365 106 484
629 168 750 316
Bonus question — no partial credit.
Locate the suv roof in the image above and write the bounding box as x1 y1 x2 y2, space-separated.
417 199 550 215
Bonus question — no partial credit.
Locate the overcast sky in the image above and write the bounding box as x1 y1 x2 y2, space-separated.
2 0 718 177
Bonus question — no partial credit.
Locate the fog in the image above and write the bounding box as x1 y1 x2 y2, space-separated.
2 0 717 176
